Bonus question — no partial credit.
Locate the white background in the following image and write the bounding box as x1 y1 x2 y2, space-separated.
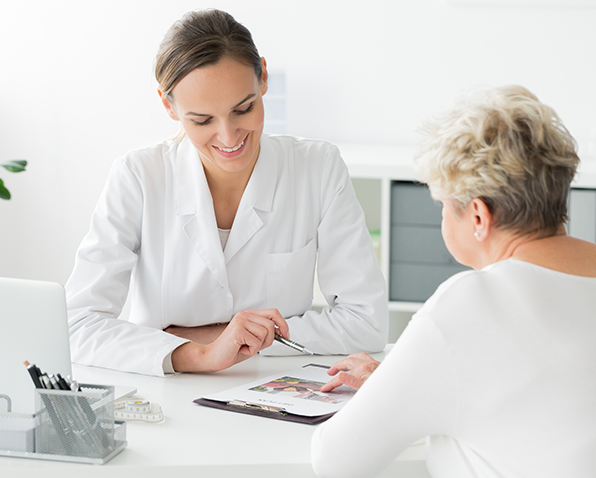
1 0 596 283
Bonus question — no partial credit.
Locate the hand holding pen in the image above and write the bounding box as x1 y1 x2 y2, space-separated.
169 308 313 372
172 308 292 372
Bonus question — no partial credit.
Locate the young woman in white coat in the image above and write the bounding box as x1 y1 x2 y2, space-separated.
65 9 388 377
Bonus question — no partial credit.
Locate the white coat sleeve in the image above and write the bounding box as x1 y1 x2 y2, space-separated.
65 159 189 377
264 147 388 355
311 315 458 478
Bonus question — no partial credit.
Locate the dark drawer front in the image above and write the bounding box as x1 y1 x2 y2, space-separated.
389 181 469 302
390 263 469 303
569 188 596 243
391 181 442 226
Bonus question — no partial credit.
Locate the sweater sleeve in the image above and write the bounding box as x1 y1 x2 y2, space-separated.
311 314 458 478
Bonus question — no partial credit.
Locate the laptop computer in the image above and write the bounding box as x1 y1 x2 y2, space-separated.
0 277 135 415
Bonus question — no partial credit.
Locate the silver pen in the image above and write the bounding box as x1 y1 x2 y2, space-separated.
274 334 314 355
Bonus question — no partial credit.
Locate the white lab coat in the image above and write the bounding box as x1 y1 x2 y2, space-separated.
66 134 388 376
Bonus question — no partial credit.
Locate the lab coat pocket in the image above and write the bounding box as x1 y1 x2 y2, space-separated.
267 237 317 318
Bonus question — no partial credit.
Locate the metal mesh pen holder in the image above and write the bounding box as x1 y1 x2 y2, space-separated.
35 384 126 463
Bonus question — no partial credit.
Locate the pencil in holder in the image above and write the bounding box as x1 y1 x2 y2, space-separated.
34 384 125 462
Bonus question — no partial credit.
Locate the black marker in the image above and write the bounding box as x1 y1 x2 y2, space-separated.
55 373 71 391
23 361 43 388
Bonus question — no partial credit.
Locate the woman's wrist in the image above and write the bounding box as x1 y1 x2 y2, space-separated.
171 341 216 372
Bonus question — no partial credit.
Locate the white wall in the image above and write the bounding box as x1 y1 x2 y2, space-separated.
1 0 596 283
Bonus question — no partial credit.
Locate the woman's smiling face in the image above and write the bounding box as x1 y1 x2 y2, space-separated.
161 56 268 175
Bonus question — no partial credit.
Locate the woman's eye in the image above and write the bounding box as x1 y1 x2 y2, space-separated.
192 118 212 126
235 102 254 115
189 103 253 126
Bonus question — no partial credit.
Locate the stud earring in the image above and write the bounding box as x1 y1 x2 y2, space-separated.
474 232 480 240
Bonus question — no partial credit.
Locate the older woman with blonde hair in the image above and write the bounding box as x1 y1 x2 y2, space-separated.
311 85 596 478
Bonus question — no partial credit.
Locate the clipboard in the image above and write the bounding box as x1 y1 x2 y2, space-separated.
193 364 355 425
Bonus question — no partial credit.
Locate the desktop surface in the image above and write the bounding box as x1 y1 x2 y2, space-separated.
0 346 429 478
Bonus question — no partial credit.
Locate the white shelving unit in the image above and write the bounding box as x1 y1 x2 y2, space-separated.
339 143 421 313
313 142 596 340
313 143 423 314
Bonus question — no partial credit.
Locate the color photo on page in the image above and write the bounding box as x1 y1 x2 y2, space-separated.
249 376 355 404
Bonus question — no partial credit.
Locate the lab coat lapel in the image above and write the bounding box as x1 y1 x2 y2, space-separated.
175 138 229 291
224 136 277 264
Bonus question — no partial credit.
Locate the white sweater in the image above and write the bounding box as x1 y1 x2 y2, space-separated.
312 259 596 478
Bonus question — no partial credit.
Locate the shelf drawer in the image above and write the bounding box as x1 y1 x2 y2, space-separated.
391 181 442 226
389 262 469 303
390 225 458 264
569 188 596 243
389 181 470 302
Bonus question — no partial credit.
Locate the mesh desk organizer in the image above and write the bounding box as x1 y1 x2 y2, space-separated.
0 384 127 464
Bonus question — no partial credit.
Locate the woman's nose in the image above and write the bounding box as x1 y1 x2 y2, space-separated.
217 120 239 147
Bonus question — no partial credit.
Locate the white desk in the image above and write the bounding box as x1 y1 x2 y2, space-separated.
0 347 430 478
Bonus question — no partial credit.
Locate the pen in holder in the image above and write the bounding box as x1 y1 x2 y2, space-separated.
34 384 125 462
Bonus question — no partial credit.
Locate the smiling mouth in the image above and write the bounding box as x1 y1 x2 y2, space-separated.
214 139 245 153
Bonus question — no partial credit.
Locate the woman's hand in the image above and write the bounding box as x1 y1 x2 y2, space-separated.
170 309 289 373
320 352 380 392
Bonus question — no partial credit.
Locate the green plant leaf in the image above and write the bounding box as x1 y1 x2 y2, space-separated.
0 178 11 200
1 160 27 173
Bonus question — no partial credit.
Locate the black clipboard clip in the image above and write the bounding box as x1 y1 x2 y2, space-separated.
194 396 335 424
228 400 287 415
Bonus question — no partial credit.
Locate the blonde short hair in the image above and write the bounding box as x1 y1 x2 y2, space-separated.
414 85 580 237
